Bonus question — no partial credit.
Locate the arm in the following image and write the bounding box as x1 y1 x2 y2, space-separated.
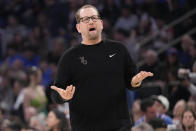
122 44 153 88
50 51 75 103
23 90 32 110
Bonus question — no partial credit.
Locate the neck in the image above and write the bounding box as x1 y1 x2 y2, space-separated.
53 126 59 131
29 82 36 88
185 126 194 131
82 36 102 45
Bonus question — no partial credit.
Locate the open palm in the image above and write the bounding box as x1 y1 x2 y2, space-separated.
51 85 75 100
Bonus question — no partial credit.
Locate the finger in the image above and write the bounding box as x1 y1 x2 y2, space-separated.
141 72 153 77
51 86 62 92
142 72 153 78
71 86 75 93
68 85 75 95
147 72 153 76
66 85 73 92
51 86 65 96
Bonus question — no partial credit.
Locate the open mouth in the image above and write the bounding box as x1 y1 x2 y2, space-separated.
89 28 96 32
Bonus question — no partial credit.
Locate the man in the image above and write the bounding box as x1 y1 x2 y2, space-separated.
135 98 173 126
51 4 153 131
152 95 170 114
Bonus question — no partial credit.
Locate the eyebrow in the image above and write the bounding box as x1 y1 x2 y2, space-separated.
80 15 98 17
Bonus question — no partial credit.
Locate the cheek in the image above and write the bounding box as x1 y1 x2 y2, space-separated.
80 25 88 33
100 23 103 30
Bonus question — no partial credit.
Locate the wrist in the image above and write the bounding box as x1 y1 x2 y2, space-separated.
131 81 142 87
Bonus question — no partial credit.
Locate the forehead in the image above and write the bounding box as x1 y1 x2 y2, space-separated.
154 101 162 106
184 111 193 116
80 7 98 18
48 111 55 117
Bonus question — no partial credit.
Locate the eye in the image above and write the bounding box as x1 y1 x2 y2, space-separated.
91 16 96 20
83 17 89 22
92 16 99 20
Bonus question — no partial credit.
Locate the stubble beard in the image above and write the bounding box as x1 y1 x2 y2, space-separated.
87 30 100 40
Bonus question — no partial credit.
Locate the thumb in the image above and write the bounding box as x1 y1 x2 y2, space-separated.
51 86 61 92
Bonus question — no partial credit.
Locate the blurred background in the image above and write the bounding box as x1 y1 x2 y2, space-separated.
0 0 196 131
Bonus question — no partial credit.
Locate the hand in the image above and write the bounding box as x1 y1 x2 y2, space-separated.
51 85 75 100
131 71 153 87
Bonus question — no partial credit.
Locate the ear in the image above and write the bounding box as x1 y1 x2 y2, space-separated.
76 24 81 33
100 20 103 30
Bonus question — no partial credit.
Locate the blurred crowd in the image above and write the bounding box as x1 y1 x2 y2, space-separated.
0 0 196 131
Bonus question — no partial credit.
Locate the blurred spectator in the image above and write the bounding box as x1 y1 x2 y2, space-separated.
7 32 25 52
125 29 140 63
152 95 170 114
27 26 49 57
187 100 196 114
139 49 164 81
4 43 24 69
135 98 173 126
182 108 196 131
0 66 15 114
153 17 173 50
47 37 67 65
163 48 180 80
132 99 143 124
0 108 3 125
172 100 187 126
166 70 191 110
46 109 71 131
132 122 154 131
23 66 47 122
148 117 167 130
29 114 47 131
136 13 158 44
0 119 23 131
39 58 52 88
136 50 164 98
12 73 28 121
101 0 120 25
6 44 40 69
3 14 27 50
43 0 69 37
178 35 194 68
23 107 38 127
178 62 196 101
114 6 138 33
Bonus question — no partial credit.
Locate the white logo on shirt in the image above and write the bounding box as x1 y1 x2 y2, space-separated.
109 53 116 58
79 56 87 65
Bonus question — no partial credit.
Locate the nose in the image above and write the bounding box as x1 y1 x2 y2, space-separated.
89 18 94 24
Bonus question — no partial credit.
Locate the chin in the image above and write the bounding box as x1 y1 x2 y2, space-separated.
88 35 99 40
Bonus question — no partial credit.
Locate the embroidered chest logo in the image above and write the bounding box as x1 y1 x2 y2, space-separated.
109 53 116 58
79 56 88 65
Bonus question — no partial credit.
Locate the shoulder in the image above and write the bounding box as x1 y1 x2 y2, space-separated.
104 39 127 51
104 39 124 46
159 113 173 124
59 45 82 60
23 88 32 97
